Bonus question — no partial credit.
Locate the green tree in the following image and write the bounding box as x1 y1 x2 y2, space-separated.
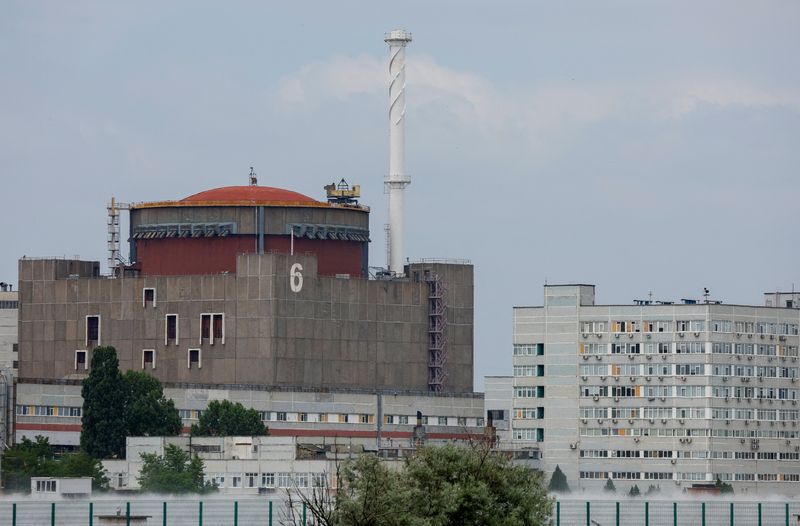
1 436 54 491
138 444 216 494
190 400 267 436
628 484 641 497
123 371 182 437
603 478 616 493
644 484 661 496
295 443 553 526
1 437 109 492
548 465 571 493
81 347 181 459
81 346 127 458
715 477 734 495
403 443 553 526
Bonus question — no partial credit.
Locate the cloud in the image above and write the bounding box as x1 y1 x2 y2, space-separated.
273 53 800 161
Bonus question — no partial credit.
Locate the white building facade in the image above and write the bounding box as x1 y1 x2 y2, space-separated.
513 284 800 496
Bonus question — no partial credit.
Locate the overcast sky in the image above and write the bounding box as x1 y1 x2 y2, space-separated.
2 2 799 389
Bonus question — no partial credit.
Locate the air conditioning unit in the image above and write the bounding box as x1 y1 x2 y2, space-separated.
646 355 652 360
725 420 730 425
747 356 753 361
671 459 676 464
694 332 700 337
596 355 602 361
681 376 687 382
679 419 685 424
679 438 685 443
725 396 730 402
792 378 797 383
661 418 667 424
634 437 640 443
758 377 763 382
582 355 589 360
745 420 750 425
678 333 685 338
596 333 603 339
779 336 786 341
581 375 588 381
686 438 692 444
662 355 668 360
582 333 589 338
628 418 635 424
582 418 588 424
600 375 607 381
736 355 741 360
569 443 577 449
630 376 636 382
740 438 746 444
597 419 604 424
614 397 620 402
646 334 652 340
722 376 728 382
593 395 599 402
658 376 664 381
612 419 618 424
649 418 655 424
736 333 741 338
645 376 651 382
660 397 666 402
648 397 655 401
629 333 634 339
615 334 620 339
628 355 635 360
614 376 620 382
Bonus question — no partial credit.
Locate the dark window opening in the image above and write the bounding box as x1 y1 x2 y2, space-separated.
143 288 155 307
75 351 86 370
87 316 99 345
143 350 154 369
201 315 211 340
166 315 177 343
189 349 201 369
213 314 223 340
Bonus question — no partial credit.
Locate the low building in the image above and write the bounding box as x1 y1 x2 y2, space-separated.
31 476 92 499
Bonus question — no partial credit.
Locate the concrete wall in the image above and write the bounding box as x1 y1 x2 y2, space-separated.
17 254 473 393
0 291 18 370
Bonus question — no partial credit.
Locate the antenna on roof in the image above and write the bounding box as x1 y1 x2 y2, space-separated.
249 167 258 186
703 288 710 303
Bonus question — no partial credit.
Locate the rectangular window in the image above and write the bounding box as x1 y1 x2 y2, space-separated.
360 413 370 424
86 315 100 346
299 412 308 422
188 349 201 369
142 349 155 370
201 313 225 344
166 314 178 345
246 473 258 488
398 415 408 425
143 288 156 307
277 412 287 421
438 416 448 426
261 473 275 488
75 350 87 371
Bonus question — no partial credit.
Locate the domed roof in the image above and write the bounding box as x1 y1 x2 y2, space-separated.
181 185 318 204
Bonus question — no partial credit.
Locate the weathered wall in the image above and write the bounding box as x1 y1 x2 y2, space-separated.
17 254 473 393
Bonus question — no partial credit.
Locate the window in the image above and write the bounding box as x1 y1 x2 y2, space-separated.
143 288 156 307
277 412 287 421
299 412 308 422
86 315 100 346
35 480 57 493
166 314 178 345
457 416 467 426
340 413 350 423
231 475 241 488
246 473 258 488
261 473 275 488
277 473 292 488
360 414 370 424
75 350 87 371
398 415 409 425
438 416 448 426
201 313 225 344
188 349 201 369
142 349 155 370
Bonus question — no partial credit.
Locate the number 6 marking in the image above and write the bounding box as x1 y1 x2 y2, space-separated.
290 263 303 293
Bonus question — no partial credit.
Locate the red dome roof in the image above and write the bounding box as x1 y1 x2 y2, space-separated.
181 185 318 204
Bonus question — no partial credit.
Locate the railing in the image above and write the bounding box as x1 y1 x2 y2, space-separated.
554 500 800 526
0 498 296 526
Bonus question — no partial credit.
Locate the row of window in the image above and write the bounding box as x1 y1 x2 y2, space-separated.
513 365 544 377
578 342 800 356
514 386 545 398
583 320 800 335
579 471 800 482
581 449 800 460
203 472 328 489
579 385 800 399
176 409 483 427
512 428 544 441
82 313 225 348
16 405 82 417
578 406 799 421
579 363 799 378
74 348 202 371
579 427 800 439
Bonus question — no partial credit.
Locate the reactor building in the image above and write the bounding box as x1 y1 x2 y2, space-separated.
13 30 484 451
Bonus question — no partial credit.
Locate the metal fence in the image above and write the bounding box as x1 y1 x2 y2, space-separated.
555 500 800 526
0 499 298 526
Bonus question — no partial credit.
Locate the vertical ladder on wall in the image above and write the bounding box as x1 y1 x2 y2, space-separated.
425 271 448 392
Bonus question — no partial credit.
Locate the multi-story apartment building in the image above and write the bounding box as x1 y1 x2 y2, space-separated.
513 284 800 496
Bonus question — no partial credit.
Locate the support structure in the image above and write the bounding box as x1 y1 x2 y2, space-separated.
425 272 448 392
384 29 412 275
107 197 130 271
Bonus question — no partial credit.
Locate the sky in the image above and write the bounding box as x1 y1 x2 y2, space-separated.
2 2 799 390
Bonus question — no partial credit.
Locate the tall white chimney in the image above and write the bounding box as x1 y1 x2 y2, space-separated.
384 29 412 275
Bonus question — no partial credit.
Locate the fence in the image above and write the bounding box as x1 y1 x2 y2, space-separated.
555 500 800 526
0 499 301 526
